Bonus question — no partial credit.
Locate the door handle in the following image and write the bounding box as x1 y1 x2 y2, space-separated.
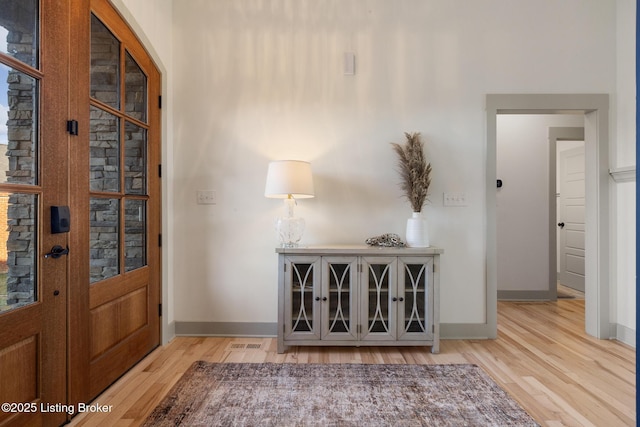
557 222 565 229
45 245 69 259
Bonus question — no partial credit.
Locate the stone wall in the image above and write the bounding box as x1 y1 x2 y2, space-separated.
3 10 37 309
89 14 148 283
1 9 149 295
124 199 145 272
89 198 118 283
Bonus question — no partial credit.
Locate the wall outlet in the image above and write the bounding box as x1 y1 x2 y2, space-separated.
197 190 216 205
443 192 467 207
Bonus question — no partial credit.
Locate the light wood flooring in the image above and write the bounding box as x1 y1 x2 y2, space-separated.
69 300 635 427
557 283 585 300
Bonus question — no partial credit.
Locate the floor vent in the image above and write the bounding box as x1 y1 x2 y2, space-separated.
225 342 264 352
246 343 262 349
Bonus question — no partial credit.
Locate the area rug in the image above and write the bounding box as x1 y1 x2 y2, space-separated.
143 362 539 426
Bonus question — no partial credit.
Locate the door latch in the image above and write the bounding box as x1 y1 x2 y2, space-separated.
44 245 69 259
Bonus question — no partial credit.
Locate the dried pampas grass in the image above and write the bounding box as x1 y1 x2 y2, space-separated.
391 132 432 213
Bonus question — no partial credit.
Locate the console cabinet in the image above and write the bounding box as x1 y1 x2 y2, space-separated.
276 246 442 354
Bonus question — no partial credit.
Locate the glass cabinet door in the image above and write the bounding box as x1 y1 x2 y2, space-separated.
397 257 433 340
359 257 397 341
283 256 321 340
321 257 357 340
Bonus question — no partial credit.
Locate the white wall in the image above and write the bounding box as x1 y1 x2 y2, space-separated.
613 0 636 337
170 0 624 330
109 0 635 342
496 115 584 293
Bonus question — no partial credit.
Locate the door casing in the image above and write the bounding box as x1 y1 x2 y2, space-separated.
486 94 610 339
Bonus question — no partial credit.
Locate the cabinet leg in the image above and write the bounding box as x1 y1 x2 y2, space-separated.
431 342 440 354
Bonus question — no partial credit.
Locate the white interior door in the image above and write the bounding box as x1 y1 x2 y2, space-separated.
558 144 585 292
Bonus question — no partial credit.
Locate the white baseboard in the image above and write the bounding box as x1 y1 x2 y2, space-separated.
614 323 636 348
175 322 277 337
163 320 176 345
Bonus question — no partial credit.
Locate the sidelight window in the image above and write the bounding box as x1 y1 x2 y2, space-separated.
0 0 39 313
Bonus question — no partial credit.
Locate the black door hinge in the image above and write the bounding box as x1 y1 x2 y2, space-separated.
158 303 162 316
158 234 162 247
158 164 162 178
159 95 162 109
67 120 78 135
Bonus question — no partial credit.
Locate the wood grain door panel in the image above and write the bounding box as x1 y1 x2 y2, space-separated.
80 0 161 402
1 1 160 422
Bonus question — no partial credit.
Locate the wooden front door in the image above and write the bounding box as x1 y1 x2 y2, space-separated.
0 1 70 425
0 1 161 421
68 0 162 402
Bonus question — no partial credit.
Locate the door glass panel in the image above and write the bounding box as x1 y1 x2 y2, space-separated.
403 264 427 333
367 263 390 333
0 64 37 185
327 263 350 333
124 199 145 272
90 14 120 109
90 106 120 192
0 193 37 312
90 198 119 284
124 121 146 195
125 51 146 122
291 262 314 332
0 0 38 68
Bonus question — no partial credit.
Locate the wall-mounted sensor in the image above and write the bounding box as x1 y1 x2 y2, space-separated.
344 52 355 75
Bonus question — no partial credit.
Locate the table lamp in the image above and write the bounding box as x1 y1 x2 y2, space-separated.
265 160 315 248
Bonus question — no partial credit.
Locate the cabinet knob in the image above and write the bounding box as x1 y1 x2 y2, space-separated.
392 297 398 302
315 297 320 301
399 297 404 302
322 297 327 301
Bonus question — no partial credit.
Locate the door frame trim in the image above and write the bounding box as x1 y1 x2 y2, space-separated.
486 94 610 339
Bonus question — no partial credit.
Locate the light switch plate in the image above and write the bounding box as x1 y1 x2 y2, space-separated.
197 190 216 205
443 192 467 207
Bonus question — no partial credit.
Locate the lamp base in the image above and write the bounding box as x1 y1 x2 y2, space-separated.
275 216 305 248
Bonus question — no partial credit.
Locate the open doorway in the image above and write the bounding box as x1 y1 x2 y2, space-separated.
486 94 610 340
496 115 584 301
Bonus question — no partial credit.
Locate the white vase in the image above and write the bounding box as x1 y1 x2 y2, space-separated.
405 212 430 247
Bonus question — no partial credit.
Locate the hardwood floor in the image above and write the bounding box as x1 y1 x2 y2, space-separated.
557 283 585 299
69 300 635 427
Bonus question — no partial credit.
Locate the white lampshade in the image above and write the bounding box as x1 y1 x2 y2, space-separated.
264 160 315 199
